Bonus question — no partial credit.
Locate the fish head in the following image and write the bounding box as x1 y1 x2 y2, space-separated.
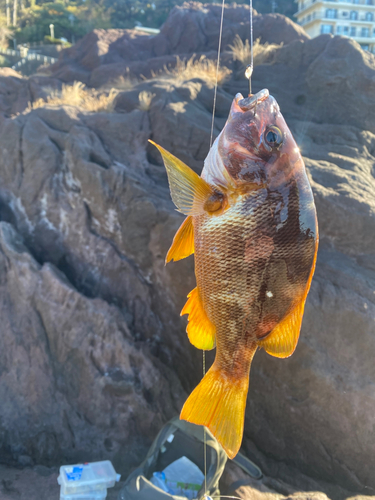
203 89 303 192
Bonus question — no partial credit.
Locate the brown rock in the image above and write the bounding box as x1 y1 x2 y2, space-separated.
157 3 308 54
0 105 196 475
220 461 334 500
0 219 187 470
0 69 30 116
48 2 307 85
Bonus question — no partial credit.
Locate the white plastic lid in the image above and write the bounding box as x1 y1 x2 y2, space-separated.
58 461 120 495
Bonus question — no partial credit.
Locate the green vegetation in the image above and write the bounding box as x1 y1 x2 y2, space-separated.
44 35 71 46
0 0 295 48
0 0 110 46
15 1 109 45
0 54 10 65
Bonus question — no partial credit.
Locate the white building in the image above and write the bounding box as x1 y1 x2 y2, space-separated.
294 0 375 53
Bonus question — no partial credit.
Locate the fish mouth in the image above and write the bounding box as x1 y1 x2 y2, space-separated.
235 89 269 111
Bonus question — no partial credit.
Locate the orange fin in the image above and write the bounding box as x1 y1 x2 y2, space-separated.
180 363 249 459
260 234 318 359
181 287 216 350
149 140 214 216
166 216 194 264
258 300 305 358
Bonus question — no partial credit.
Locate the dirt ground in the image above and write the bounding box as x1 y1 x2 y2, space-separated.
1 461 373 500
0 464 123 500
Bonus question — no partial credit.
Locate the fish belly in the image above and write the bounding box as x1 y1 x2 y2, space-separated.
193 178 317 373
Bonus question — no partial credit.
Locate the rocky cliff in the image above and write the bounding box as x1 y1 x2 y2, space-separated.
48 3 308 86
0 3 374 499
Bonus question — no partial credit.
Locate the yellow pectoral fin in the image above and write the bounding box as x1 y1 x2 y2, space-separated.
149 140 214 216
258 300 305 358
166 216 194 264
181 287 216 350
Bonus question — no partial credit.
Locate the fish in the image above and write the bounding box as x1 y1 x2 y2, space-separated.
149 88 318 459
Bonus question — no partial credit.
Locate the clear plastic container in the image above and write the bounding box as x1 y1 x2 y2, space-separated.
151 456 204 500
57 461 120 495
60 489 107 500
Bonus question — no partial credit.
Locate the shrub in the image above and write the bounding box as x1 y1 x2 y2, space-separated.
157 55 231 85
229 35 282 67
44 35 71 47
28 81 119 113
138 90 155 111
0 55 11 67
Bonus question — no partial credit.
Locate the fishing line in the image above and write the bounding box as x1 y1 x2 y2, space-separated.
204 1 226 498
209 0 226 149
203 349 207 496
245 0 254 95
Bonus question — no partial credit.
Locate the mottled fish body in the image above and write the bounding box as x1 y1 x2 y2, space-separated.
150 88 318 458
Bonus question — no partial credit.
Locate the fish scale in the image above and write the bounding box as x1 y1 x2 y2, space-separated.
195 183 314 364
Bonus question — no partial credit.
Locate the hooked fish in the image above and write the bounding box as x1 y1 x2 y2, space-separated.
150 88 318 459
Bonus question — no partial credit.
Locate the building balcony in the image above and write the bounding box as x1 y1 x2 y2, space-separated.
302 19 375 38
294 1 323 16
347 17 375 22
299 12 375 24
295 0 375 16
351 34 375 39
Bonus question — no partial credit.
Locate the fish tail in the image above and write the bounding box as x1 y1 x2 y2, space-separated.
180 359 253 459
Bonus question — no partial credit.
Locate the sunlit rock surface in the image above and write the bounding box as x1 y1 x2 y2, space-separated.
47 3 308 86
0 3 374 499
45 2 309 87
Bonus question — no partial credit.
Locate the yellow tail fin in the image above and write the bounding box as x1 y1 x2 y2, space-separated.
180 363 249 459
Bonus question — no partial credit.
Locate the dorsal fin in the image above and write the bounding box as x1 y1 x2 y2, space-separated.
166 216 194 264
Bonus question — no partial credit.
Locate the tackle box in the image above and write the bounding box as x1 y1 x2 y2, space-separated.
60 489 107 500
57 460 121 495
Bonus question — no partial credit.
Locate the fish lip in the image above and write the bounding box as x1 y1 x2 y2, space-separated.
236 89 269 111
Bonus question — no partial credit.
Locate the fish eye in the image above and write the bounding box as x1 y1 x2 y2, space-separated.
264 126 283 150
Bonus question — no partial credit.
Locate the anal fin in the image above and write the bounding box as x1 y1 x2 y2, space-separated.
181 287 216 350
258 300 305 358
166 216 194 264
